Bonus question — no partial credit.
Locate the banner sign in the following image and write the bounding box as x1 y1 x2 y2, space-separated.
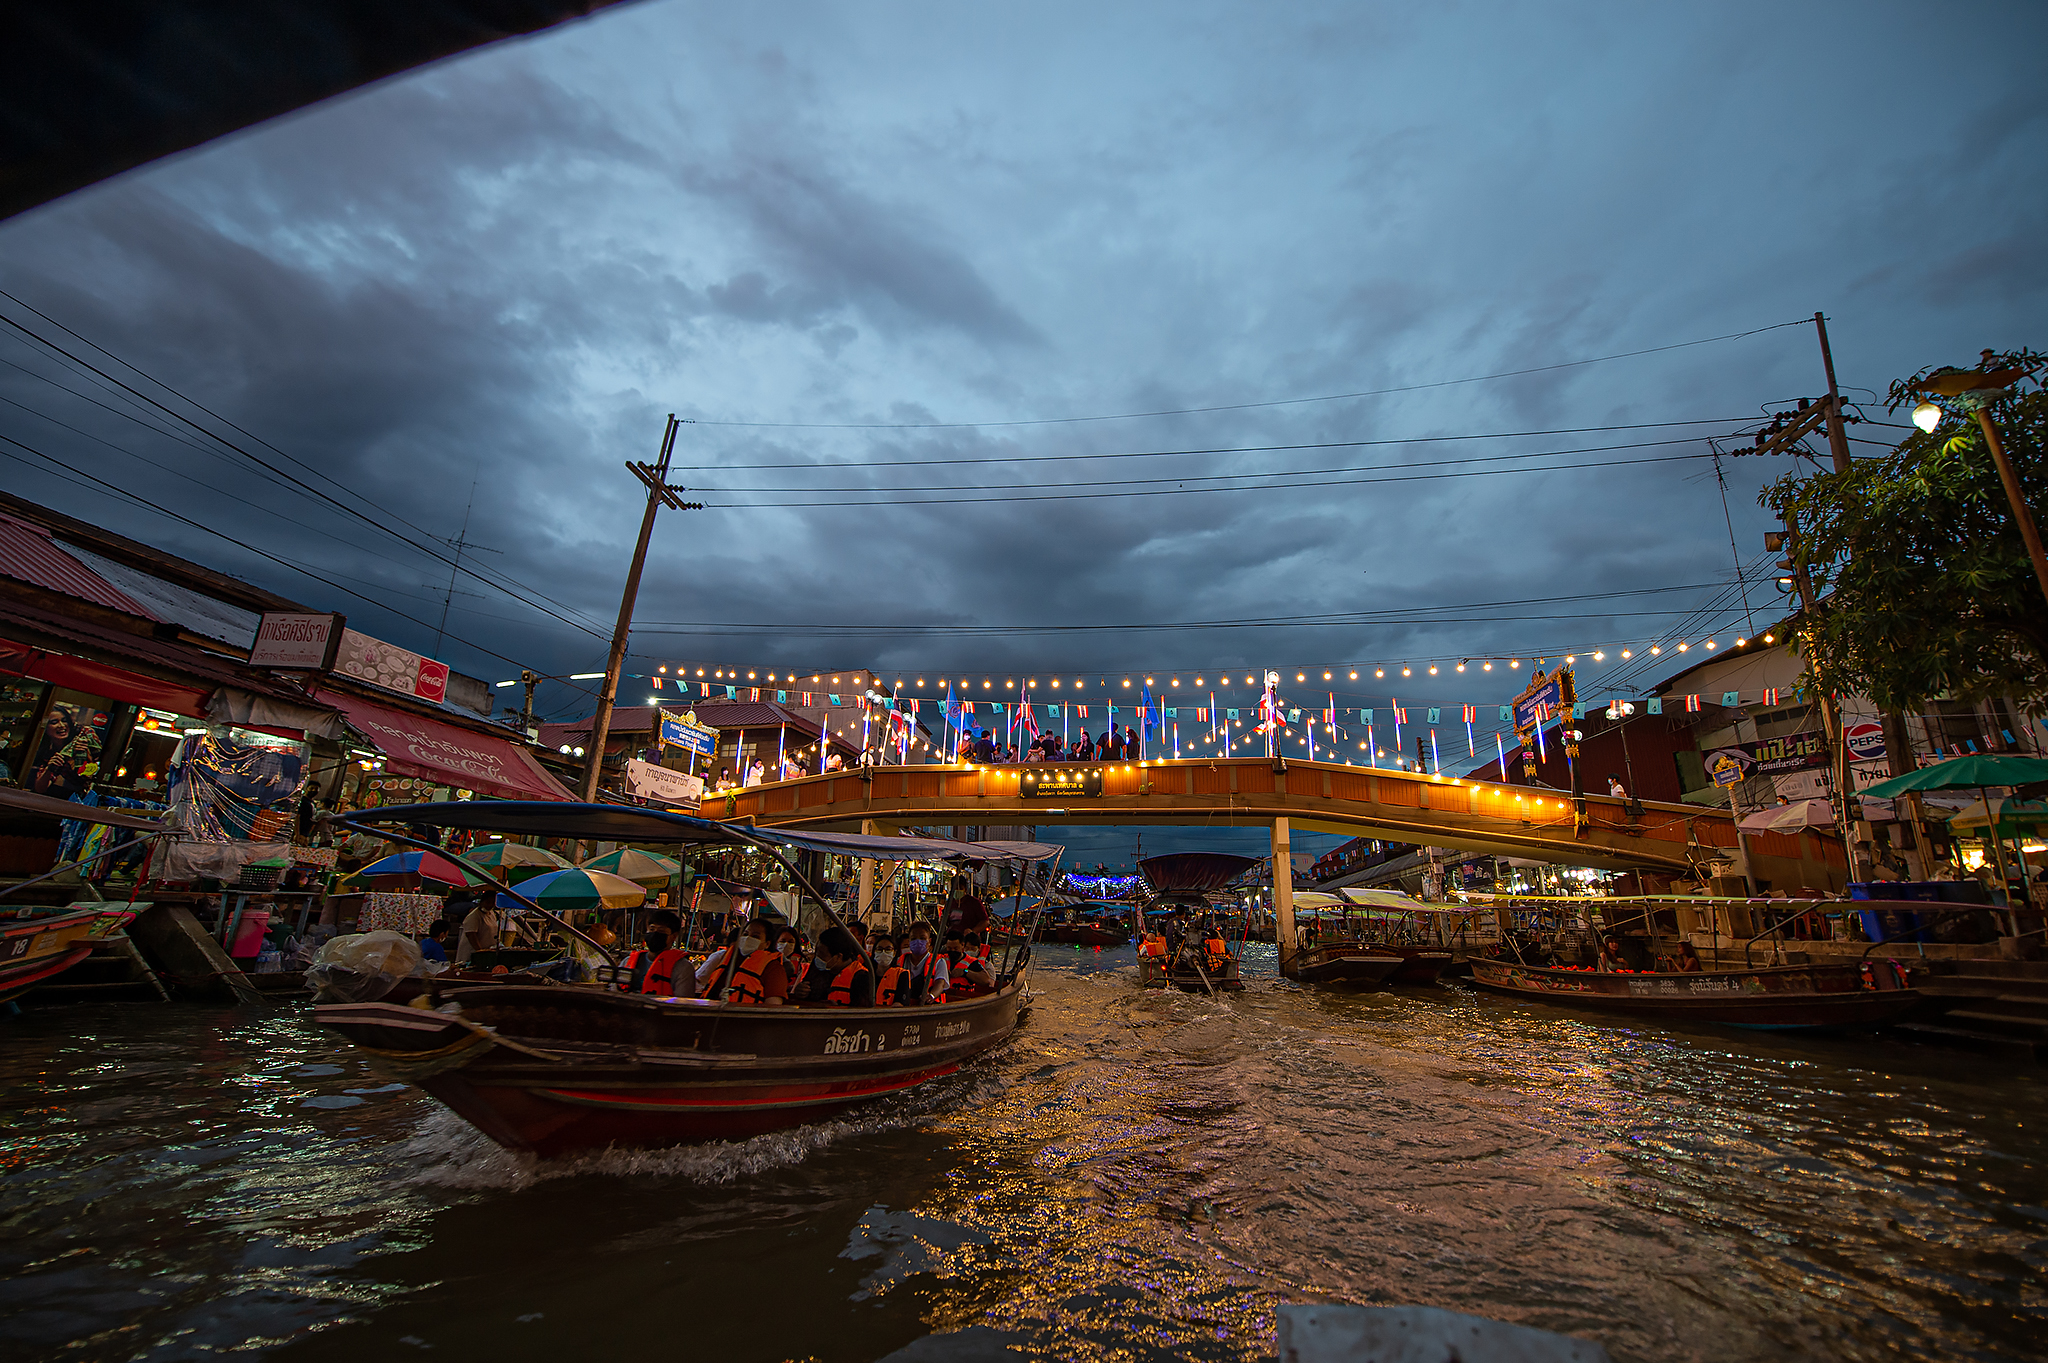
1704 729 1830 787
249 612 345 670
658 709 718 757
1019 767 1104 798
1511 670 1563 739
626 758 703 809
332 629 449 704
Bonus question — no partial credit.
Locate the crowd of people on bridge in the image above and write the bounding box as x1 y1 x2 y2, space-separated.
952 726 1146 764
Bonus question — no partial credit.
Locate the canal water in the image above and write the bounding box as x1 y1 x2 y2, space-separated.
2 947 2043 1362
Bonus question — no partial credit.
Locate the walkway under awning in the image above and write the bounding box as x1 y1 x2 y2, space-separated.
317 687 574 802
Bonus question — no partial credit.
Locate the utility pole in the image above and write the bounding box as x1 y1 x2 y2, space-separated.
581 415 704 802
1776 510 1868 882
519 670 539 738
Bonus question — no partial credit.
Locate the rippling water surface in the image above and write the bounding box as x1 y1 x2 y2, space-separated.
2 946 2044 1361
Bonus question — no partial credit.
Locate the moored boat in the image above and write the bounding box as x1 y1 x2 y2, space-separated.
0 905 136 1005
1467 956 1926 1029
310 800 1050 1154
1280 943 1405 988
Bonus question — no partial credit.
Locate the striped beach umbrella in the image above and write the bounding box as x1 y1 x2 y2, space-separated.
579 847 682 889
497 867 647 912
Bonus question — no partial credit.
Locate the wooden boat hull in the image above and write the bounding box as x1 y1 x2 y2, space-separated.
1046 924 1131 947
316 974 1029 1156
1467 958 1926 1029
1135 955 1244 992
1281 948 1405 988
0 907 134 1005
1379 946 1454 986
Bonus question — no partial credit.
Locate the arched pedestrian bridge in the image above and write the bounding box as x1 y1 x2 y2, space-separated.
701 757 1845 888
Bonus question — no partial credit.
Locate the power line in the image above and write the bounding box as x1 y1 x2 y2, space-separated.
633 578 1759 636
0 293 613 641
0 432 579 682
702 449 1715 507
697 435 1715 495
682 416 1754 471
683 319 1814 429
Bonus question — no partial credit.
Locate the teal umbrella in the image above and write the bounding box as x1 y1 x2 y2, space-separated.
1858 753 2048 799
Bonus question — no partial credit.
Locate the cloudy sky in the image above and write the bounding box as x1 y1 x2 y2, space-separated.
2 1 2043 861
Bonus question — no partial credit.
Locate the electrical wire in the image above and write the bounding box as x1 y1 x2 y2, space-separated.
705 450 1715 508
0 293 612 640
683 417 1756 472
683 319 1814 429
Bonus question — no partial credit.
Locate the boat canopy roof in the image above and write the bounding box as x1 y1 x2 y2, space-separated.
337 801 1061 863
1139 851 1259 894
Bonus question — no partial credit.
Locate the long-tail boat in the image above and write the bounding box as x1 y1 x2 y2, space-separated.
0 904 136 1004
312 801 1057 1156
1134 852 1255 992
1467 955 1926 1029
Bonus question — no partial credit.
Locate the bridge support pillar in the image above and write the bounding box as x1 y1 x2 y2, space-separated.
1272 817 1298 962
857 819 877 925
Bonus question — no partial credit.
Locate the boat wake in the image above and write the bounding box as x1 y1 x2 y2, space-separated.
392 1062 1012 1191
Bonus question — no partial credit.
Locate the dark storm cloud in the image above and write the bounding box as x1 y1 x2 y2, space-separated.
1 0 2043 736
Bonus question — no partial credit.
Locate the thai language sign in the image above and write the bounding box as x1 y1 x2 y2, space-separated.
249 612 345 670
658 709 718 757
1703 729 1830 787
626 758 703 809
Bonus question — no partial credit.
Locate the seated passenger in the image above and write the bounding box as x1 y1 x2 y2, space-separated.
1674 941 1704 973
625 909 693 996
948 931 996 996
871 933 909 1005
900 922 950 1004
701 920 789 1004
813 926 875 1007
1596 937 1627 973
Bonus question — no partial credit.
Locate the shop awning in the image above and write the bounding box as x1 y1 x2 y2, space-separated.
317 688 575 802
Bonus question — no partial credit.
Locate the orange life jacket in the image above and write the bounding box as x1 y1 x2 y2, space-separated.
726 948 782 1005
825 962 869 1006
640 947 692 996
1139 935 1166 957
1204 937 1227 957
876 964 909 1006
907 949 945 1003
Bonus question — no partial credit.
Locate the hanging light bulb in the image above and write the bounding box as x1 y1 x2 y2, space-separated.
1483 662 1493 671
1402 667 1412 677
1650 646 1660 655
1348 670 1357 679
1375 668 1385 678
1456 663 1466 672
1428 665 1438 675
1593 651 1605 660
1912 399 1943 433
1620 650 1632 659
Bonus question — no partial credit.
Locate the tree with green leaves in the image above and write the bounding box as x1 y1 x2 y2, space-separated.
1760 348 2047 715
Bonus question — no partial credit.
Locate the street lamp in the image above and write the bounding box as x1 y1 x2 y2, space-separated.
1912 352 2048 609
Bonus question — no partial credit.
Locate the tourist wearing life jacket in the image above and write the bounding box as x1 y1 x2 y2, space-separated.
872 933 910 1005
946 930 997 997
900 922 950 1004
622 910 695 997
706 920 789 1005
814 926 875 1007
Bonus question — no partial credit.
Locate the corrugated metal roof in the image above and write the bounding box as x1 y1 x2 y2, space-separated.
58 541 257 646
0 513 157 618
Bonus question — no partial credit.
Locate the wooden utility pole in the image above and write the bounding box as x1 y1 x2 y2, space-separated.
580 415 702 802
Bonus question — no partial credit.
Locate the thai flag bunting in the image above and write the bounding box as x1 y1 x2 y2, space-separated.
1078 705 1088 717
652 676 662 690
1462 705 1475 723
1762 688 1780 706
1685 694 1702 712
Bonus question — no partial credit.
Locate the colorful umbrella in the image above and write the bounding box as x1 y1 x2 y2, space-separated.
579 847 682 888
359 850 479 886
464 841 572 881
1860 753 2048 798
497 867 646 912
1944 798 2048 834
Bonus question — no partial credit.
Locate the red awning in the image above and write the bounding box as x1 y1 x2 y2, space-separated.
318 687 574 802
0 634 211 715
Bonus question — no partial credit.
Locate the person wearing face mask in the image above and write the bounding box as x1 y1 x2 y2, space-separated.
900 922 949 1004
871 933 909 1005
698 921 789 1004
623 910 692 996
814 926 875 1007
